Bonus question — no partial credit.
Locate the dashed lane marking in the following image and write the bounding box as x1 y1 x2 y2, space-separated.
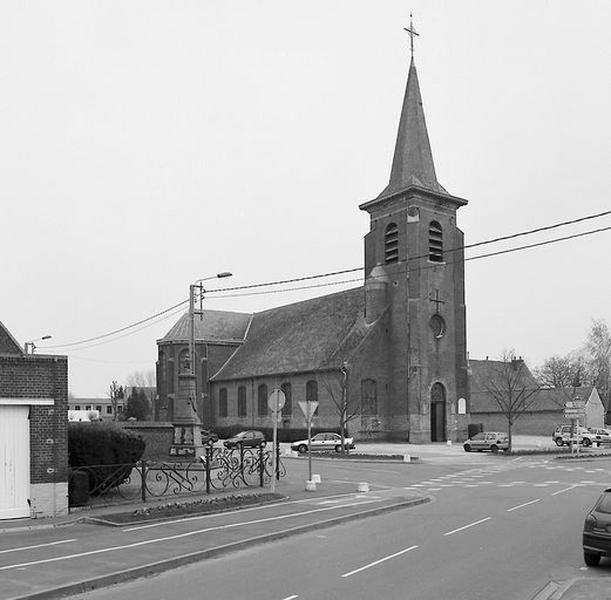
0 539 76 555
507 499 541 512
341 545 419 577
443 517 491 536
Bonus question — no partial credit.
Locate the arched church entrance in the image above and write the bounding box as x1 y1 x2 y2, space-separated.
430 382 446 442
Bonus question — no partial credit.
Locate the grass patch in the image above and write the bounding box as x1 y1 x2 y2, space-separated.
95 492 284 525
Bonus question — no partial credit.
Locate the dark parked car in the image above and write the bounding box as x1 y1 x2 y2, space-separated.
201 429 219 445
583 487 611 566
223 430 266 449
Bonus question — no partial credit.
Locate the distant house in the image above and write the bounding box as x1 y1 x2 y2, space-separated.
469 358 604 434
70 386 155 421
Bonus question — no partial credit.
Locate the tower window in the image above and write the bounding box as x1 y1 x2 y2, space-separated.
281 382 292 416
384 222 399 264
429 221 443 262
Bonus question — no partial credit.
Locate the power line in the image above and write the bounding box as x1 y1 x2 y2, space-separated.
43 210 611 350
43 299 189 349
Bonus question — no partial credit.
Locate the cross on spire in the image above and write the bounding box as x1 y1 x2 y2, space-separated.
403 13 419 59
429 289 445 314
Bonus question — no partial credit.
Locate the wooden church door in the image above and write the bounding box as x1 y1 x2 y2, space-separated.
430 383 446 442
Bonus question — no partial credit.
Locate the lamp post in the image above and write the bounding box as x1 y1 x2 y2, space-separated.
170 272 232 460
24 335 52 355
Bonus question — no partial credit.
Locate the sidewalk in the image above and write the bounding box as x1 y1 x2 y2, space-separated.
1 460 426 600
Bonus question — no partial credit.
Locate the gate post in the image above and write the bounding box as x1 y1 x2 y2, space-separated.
259 444 264 488
205 444 212 494
140 461 147 503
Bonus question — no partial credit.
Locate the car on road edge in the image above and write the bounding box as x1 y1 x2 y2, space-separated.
223 430 266 449
463 431 509 453
583 487 611 566
290 432 356 454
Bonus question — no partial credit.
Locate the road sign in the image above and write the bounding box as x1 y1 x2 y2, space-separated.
563 408 585 417
564 400 586 409
267 389 286 412
298 400 319 422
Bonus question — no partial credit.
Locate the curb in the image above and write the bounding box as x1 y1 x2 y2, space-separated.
6 496 429 600
0 518 81 535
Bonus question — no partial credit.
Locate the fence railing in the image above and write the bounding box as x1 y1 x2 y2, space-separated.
69 444 286 507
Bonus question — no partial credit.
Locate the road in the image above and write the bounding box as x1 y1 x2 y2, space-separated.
58 455 611 600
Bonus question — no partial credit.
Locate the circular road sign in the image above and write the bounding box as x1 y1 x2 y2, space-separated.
268 388 286 412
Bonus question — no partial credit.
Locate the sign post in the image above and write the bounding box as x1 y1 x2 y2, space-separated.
298 400 319 483
268 389 286 493
564 399 586 455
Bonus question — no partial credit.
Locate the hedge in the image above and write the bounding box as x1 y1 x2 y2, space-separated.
68 422 146 494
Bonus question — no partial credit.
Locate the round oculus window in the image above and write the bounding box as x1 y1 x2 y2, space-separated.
429 314 446 338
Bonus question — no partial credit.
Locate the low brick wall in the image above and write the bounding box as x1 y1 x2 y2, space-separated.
119 422 174 459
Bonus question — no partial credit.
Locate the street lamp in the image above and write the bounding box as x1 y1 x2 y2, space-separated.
24 335 52 355
189 272 232 376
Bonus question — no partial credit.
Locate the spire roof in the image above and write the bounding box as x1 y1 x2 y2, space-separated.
378 57 447 199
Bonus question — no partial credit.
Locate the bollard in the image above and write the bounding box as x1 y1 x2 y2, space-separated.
446 440 452 446
305 480 317 491
312 474 322 483
403 454 411 463
357 482 370 492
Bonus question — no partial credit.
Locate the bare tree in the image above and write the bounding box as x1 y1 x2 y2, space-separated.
319 361 360 454
484 352 541 451
584 319 611 414
533 353 586 389
108 380 124 421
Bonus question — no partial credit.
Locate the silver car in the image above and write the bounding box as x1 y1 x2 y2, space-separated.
463 432 509 453
291 432 355 454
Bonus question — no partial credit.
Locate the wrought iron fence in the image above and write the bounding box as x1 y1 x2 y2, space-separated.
68 443 286 507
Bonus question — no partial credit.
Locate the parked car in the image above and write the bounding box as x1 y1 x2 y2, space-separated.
583 487 611 566
291 432 356 454
223 430 266 449
201 428 219 445
552 425 599 447
463 432 509 453
588 428 611 446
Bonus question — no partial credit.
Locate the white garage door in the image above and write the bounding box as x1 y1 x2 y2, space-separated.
0 405 30 519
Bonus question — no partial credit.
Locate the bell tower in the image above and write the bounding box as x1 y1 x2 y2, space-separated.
359 21 469 442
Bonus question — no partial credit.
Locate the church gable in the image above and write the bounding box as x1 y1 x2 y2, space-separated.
212 287 365 380
0 321 24 355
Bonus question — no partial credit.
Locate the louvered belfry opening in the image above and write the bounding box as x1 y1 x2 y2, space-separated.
384 222 399 264
429 221 443 262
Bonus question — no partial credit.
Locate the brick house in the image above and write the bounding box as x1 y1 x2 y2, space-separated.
0 321 69 519
469 357 605 434
155 53 470 443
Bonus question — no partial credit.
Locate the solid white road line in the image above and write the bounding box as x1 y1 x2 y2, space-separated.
443 517 491 536
507 499 541 512
552 485 578 496
0 499 384 571
0 539 76 555
341 545 419 577
281 595 298 600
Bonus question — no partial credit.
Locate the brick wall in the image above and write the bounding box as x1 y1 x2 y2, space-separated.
0 354 68 484
119 422 174 459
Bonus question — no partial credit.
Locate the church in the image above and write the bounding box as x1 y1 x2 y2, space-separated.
155 35 470 443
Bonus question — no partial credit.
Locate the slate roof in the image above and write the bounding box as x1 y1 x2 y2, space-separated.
158 309 252 343
469 358 541 412
379 58 447 198
470 358 595 413
211 287 368 381
0 320 23 354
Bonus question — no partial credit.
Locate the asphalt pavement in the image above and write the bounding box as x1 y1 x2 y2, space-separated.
2 440 611 600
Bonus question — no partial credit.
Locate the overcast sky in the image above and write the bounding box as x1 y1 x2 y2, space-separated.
1 1 609 397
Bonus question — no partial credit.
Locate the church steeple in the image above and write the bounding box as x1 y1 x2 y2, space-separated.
380 56 446 199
